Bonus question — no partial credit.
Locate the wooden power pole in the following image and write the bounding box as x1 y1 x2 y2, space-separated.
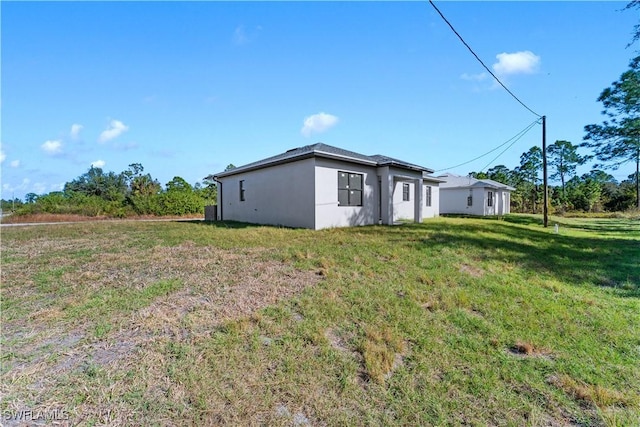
542 116 548 228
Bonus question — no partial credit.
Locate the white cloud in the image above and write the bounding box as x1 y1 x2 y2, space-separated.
70 123 83 139
41 139 63 155
233 25 248 45
98 119 129 143
3 178 31 194
460 72 488 82
301 112 339 137
233 24 262 45
492 51 540 76
91 159 106 168
0 150 5 163
10 160 20 168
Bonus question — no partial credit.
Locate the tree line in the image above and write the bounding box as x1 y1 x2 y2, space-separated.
2 163 217 217
470 140 638 214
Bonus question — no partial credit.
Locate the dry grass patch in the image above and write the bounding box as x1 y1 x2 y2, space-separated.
324 326 409 387
1 213 113 224
547 374 638 409
359 326 407 385
1 213 203 224
2 233 322 423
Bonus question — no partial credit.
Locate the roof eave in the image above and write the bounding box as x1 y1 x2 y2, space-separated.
211 149 380 179
210 145 434 179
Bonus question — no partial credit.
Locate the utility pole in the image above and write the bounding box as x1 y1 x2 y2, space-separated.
542 116 548 228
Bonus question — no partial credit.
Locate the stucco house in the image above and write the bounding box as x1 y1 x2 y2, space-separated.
438 173 514 216
207 143 440 229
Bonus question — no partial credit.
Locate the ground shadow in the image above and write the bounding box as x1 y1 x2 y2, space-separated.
178 219 285 229
354 219 640 298
502 214 640 234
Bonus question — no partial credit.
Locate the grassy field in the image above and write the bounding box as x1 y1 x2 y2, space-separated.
1 215 639 426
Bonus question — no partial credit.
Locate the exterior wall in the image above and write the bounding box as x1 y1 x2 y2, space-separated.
385 167 424 223
314 158 378 229
218 158 316 228
440 187 511 216
484 189 512 215
392 181 415 222
423 183 439 218
439 187 485 215
499 190 511 214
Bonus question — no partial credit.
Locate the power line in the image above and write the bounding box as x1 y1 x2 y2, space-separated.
434 118 540 172
428 0 542 118
477 120 540 172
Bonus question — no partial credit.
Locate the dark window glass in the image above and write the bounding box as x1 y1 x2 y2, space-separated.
350 173 362 190
338 189 350 206
338 171 363 206
403 183 410 201
338 172 349 189
350 190 362 206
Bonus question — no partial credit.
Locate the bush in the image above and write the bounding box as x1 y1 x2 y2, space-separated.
128 194 162 215
157 191 204 215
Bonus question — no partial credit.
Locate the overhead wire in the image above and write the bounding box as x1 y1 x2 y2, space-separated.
433 118 540 172
428 0 542 118
477 119 541 172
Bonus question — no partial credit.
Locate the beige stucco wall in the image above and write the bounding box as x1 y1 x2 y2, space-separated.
218 158 316 228
314 158 378 229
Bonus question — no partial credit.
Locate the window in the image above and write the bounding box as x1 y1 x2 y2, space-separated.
425 186 432 207
402 183 410 201
338 171 363 206
239 180 245 201
487 191 493 207
467 195 473 206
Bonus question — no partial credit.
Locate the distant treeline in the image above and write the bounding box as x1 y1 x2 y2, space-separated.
2 163 216 218
470 141 638 214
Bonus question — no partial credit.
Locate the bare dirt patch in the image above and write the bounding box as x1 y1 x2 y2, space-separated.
507 341 554 360
459 263 484 278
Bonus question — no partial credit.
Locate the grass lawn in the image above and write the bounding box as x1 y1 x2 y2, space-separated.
1 215 639 426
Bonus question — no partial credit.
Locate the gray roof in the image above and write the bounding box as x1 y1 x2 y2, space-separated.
209 143 434 179
437 173 515 191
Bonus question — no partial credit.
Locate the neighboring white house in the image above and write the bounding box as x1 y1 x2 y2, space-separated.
207 143 440 229
438 173 514 216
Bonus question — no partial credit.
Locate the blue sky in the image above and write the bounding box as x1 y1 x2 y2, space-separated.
1 1 638 200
